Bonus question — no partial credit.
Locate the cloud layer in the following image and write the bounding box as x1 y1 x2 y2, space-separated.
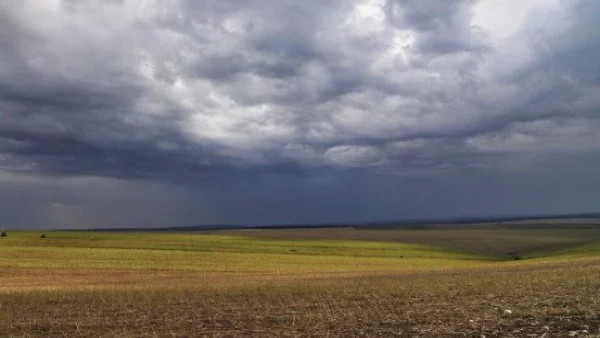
1 0 600 227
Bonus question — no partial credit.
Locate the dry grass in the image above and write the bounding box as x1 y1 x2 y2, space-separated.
226 225 600 256
2 259 600 337
1 230 600 337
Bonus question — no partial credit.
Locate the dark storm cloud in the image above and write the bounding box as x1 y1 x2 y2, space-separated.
2 0 600 177
385 0 486 54
1 0 600 228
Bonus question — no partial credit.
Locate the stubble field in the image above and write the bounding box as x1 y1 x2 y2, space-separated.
1 223 600 337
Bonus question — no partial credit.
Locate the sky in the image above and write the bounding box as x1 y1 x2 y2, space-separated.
1 0 600 229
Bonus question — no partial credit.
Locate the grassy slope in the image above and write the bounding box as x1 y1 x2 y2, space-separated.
2 228 600 337
225 225 600 257
1 231 490 273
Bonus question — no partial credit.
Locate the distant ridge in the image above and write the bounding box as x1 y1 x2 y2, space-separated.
57 211 600 232
68 223 353 232
367 211 600 226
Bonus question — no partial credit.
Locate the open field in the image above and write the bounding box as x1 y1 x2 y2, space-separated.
226 222 600 257
1 226 600 337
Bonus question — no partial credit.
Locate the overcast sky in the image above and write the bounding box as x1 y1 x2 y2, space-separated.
1 0 600 229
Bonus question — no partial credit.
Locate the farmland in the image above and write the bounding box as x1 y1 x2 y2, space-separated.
1 224 600 337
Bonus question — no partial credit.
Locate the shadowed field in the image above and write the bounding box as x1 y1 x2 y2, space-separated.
225 221 600 257
1 226 600 337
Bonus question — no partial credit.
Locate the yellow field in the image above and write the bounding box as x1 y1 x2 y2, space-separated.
1 229 600 337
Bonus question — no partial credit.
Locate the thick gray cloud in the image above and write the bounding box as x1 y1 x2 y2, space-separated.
1 0 600 228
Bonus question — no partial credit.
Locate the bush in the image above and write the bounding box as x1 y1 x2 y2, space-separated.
0 231 6 237
40 234 47 239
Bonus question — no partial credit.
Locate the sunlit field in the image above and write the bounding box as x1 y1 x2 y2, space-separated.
2 225 600 337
